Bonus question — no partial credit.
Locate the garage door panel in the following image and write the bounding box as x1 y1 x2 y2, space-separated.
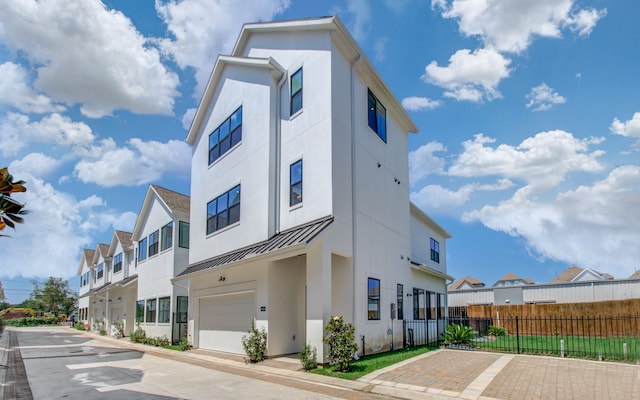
198 292 255 353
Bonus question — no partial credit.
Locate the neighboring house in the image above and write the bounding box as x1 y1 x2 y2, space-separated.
132 185 190 343
77 248 95 325
449 276 485 290
630 270 640 280
177 16 452 360
550 265 614 283
493 272 534 287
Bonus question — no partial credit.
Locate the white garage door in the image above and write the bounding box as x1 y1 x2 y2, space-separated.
198 292 255 354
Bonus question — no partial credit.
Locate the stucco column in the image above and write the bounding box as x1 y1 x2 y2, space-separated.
305 240 332 363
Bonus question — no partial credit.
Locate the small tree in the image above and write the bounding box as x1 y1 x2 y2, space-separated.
241 320 268 363
323 316 358 372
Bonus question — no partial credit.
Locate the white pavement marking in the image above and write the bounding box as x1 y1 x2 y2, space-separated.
459 354 514 400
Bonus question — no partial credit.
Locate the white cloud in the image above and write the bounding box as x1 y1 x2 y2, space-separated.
0 0 179 118
610 112 640 138
345 0 372 42
448 131 604 192
373 37 388 62
409 141 446 184
432 0 606 53
411 179 513 213
463 166 640 277
182 108 197 130
402 96 443 111
8 153 62 180
0 62 65 114
423 48 511 102
74 139 191 187
156 0 290 95
0 112 96 157
526 83 566 112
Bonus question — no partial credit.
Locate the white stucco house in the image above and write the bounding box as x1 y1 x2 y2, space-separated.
177 16 452 360
132 185 190 343
77 248 96 326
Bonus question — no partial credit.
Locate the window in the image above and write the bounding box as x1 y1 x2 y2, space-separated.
158 297 171 324
367 89 387 142
161 222 173 251
207 185 241 234
430 238 440 263
438 293 445 319
428 291 437 320
397 284 404 320
81 271 90 287
97 263 104 279
209 107 242 164
368 278 380 320
178 221 190 248
136 300 145 323
139 237 147 261
290 159 302 206
148 230 159 257
146 298 157 323
413 288 425 320
113 253 123 274
290 68 303 115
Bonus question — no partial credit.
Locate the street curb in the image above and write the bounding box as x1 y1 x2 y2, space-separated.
0 327 9 400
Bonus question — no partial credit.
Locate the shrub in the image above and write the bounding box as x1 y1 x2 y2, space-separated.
299 343 318 371
442 324 475 346
130 325 147 344
323 316 358 372
93 319 105 334
178 336 191 351
5 317 58 327
73 322 85 330
488 325 507 337
241 320 267 363
112 321 124 339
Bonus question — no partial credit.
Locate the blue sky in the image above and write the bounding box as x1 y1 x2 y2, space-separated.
1 0 639 303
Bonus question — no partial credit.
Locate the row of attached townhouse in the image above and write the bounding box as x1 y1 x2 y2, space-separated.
77 16 452 361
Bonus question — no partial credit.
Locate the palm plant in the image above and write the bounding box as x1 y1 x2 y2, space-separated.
0 167 28 236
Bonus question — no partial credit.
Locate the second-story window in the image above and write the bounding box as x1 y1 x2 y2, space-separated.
161 222 173 251
178 221 190 248
209 106 242 165
367 89 387 142
290 159 302 206
97 262 104 279
139 237 147 261
148 230 159 257
290 68 303 115
113 253 123 274
207 185 241 234
397 284 404 320
430 238 440 263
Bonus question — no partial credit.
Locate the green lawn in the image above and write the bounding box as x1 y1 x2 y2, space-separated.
310 345 435 380
475 335 640 362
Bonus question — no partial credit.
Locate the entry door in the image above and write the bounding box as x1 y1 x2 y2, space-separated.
172 296 188 344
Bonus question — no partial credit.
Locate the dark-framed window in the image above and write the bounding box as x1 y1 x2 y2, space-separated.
367 88 387 142
209 106 242 165
368 277 380 320
161 222 173 251
178 221 190 248
97 262 104 279
427 291 437 320
397 284 404 320
430 238 440 263
158 297 171 324
139 237 147 261
290 159 302 206
146 298 157 323
113 253 123 274
290 67 303 115
438 293 445 319
413 288 425 320
148 230 159 257
136 300 145 323
207 185 241 234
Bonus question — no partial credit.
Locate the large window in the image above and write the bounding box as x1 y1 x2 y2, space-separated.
139 237 147 261
136 300 145 323
161 222 173 251
207 185 241 234
209 107 242 165
397 284 404 320
148 230 159 257
97 262 104 279
428 291 437 320
113 253 123 274
146 298 157 323
290 68 303 115
430 238 440 263
413 288 425 320
158 297 171 324
368 278 380 320
178 221 190 248
290 159 302 206
367 89 387 142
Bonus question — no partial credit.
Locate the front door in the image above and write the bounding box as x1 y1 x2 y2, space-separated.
172 296 188 344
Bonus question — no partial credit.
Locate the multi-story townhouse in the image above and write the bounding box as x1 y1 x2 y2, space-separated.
178 16 452 360
76 248 96 326
132 185 190 343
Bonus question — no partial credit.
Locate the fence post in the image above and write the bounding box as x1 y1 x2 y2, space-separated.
516 315 520 354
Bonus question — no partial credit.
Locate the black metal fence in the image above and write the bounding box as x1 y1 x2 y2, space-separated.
404 315 640 363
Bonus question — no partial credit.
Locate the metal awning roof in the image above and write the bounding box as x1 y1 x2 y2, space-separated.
178 216 333 278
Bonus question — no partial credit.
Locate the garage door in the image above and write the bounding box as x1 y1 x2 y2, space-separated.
198 292 255 354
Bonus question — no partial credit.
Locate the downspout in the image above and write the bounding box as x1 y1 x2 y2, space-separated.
274 67 288 235
350 54 362 354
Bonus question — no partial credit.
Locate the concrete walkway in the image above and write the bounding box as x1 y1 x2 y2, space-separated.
3 326 640 400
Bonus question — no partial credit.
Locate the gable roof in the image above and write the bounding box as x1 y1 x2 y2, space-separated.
91 244 110 265
449 276 485 290
550 265 613 283
629 270 640 280
151 185 190 215
108 230 133 257
132 185 190 240
76 248 96 275
494 272 534 286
